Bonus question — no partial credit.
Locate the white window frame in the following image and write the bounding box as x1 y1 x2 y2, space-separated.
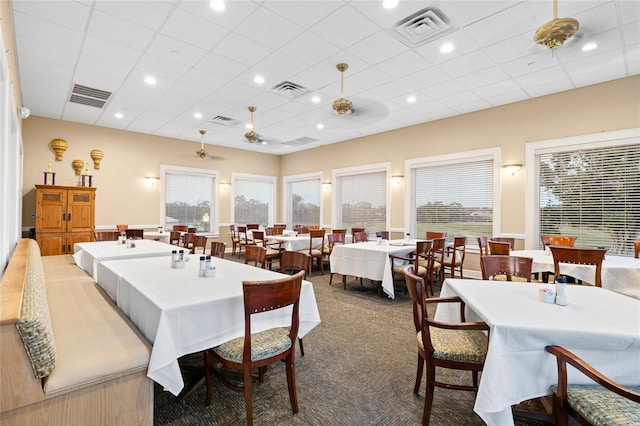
405 148 501 240
525 128 640 249
283 172 323 229
332 162 391 231
160 165 220 235
231 172 277 226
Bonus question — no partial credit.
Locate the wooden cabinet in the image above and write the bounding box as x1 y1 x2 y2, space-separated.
35 185 96 255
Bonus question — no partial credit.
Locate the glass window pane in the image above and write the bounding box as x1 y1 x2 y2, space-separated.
234 178 274 226
289 179 320 226
337 171 387 232
165 172 214 232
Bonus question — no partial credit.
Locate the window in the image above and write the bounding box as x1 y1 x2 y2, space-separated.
232 173 276 226
283 173 322 228
407 149 500 242
526 129 640 256
333 163 389 232
160 165 218 233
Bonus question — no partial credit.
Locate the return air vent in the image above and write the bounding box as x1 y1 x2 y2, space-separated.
272 81 308 99
68 84 112 108
282 136 318 147
390 7 455 48
208 115 241 127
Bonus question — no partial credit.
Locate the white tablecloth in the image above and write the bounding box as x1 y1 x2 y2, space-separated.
329 240 416 298
96 256 321 395
73 240 176 281
143 231 170 244
512 249 640 299
436 279 640 426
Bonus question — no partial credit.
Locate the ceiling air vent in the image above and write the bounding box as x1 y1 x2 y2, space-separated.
68 84 112 108
208 115 241 127
390 7 455 48
282 136 318 147
272 81 308 99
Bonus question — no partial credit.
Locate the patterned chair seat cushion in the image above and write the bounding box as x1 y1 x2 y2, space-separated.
418 327 487 363
265 248 281 257
550 384 640 426
442 255 462 267
393 263 426 276
214 327 291 364
298 248 322 257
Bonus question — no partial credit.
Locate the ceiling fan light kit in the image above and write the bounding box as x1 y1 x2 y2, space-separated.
534 0 579 50
196 129 212 159
332 63 353 115
244 106 262 143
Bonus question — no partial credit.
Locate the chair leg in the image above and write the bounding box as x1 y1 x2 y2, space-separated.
204 351 213 406
244 366 254 426
285 354 299 414
317 256 324 275
414 354 424 394
422 365 436 425
298 337 305 356
472 370 479 389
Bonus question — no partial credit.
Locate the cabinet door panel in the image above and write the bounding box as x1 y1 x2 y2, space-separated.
36 234 66 256
68 233 92 251
37 188 66 233
67 190 95 232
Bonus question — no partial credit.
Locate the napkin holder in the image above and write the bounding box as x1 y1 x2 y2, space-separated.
538 287 555 304
203 267 216 277
174 260 186 269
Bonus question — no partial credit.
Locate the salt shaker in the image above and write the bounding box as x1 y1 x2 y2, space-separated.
199 256 206 277
405 233 410 243
555 276 567 306
179 249 184 261
171 250 178 268
205 255 212 270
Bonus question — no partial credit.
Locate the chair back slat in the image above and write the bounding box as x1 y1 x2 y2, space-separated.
480 255 533 281
549 246 606 286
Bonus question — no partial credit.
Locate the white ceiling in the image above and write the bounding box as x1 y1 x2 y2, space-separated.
10 0 640 155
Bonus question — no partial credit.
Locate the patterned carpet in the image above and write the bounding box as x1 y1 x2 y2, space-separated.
154 261 548 426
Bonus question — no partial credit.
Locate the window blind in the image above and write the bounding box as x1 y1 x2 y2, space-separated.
289 178 320 226
414 159 493 242
234 178 274 225
538 144 640 255
165 172 214 231
336 171 387 232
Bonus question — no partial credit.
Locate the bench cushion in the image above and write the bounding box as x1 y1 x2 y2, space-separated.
42 255 151 395
15 240 57 379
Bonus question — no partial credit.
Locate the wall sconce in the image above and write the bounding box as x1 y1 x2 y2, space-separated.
502 164 523 175
391 175 404 185
219 182 230 190
323 181 332 191
145 177 159 185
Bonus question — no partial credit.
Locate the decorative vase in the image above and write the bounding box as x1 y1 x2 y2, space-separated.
71 160 85 175
90 149 104 170
50 139 68 161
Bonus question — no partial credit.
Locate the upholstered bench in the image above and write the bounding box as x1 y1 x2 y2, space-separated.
0 239 153 425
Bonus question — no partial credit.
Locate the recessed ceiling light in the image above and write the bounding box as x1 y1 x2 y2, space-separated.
440 42 455 54
194 112 203 119
115 112 124 119
311 95 321 103
254 75 265 84
209 0 225 12
406 95 416 103
316 123 324 130
382 0 399 9
261 140 267 145
581 42 598 52
144 75 157 86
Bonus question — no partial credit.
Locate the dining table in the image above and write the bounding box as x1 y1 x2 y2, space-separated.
512 249 640 299
73 239 177 281
329 240 416 298
435 278 640 426
95 255 321 395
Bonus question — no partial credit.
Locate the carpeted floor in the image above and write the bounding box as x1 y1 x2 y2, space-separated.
154 261 547 426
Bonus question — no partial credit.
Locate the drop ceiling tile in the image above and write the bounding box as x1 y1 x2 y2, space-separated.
13 11 85 53
82 36 143 68
439 90 483 108
349 30 410 66
571 65 627 88
11 0 91 31
457 66 510 89
62 102 103 124
483 31 538 64
21 85 67 118
95 0 174 31
243 51 309 87
147 34 207 67
152 83 212 114
618 0 640 25
563 49 625 76
484 90 530 107
437 1 516 28
398 66 450 91
71 68 125 93
413 30 480 65
523 79 575 98
623 22 640 46
350 66 397 91
108 81 163 110
572 2 619 35
87 10 156 51
462 2 536 47
179 68 228 92
278 32 342 67
135 54 189 80
195 52 249 80
513 65 571 88
262 1 344 34
420 79 467 100
376 50 432 80
160 8 227 51
15 36 79 69
473 79 522 98
213 32 274 67
499 51 558 78
349 0 432 28
76 54 131 83
178 0 259 30
309 5 379 49
233 7 304 50
438 50 495 79
557 29 623 63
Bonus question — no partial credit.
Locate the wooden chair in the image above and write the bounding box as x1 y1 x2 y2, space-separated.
193 235 209 254
541 235 577 248
353 231 369 243
375 231 390 240
182 233 196 253
331 228 347 237
265 226 283 236
251 230 281 270
229 225 240 256
297 229 325 275
237 226 251 256
323 232 343 269
480 255 533 282
210 241 226 259
297 226 310 235
477 236 489 257
430 237 446 288
490 237 515 250
545 345 640 426
550 246 606 287
169 231 181 246
94 230 119 241
187 226 197 234
279 251 311 356
244 245 266 269
426 231 447 239
246 223 260 230
173 225 188 232
390 240 435 296
488 240 511 255
116 224 128 232
351 227 365 235
204 270 304 425
404 265 489 425
274 223 287 229
442 236 466 278
634 241 639 259
124 228 143 239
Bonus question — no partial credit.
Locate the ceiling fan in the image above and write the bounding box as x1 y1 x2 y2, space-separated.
244 106 268 144
534 0 579 50
195 130 215 159
332 63 353 116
